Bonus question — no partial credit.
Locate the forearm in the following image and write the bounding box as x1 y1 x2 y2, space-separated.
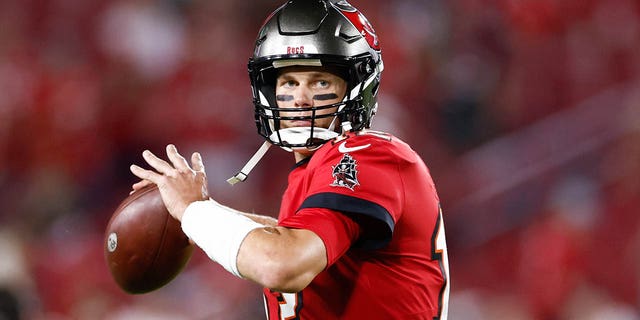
181 200 264 277
242 212 278 226
212 201 278 226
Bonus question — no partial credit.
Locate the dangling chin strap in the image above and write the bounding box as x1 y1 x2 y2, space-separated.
227 118 349 185
226 141 272 185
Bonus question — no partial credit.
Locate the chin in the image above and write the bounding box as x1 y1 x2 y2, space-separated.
283 121 313 128
292 146 318 156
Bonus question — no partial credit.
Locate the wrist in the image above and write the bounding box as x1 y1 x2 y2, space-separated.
181 200 262 278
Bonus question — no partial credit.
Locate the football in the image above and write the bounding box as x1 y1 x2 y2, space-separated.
104 184 194 294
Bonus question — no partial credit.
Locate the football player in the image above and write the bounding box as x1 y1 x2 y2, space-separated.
131 0 450 318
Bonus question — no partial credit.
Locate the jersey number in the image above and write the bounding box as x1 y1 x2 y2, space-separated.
431 205 450 319
275 292 300 320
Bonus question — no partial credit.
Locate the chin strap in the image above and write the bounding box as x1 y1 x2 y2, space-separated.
226 141 272 185
227 121 350 185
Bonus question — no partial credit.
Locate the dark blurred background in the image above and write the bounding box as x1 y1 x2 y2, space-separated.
0 0 639 319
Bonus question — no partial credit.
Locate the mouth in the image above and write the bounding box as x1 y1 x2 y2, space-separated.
269 127 340 148
284 120 313 128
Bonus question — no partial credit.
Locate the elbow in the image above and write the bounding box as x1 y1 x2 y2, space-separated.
257 259 314 293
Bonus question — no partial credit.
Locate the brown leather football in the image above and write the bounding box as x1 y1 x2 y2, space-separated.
104 184 194 294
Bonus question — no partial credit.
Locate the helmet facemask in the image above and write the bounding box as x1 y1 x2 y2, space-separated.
250 55 381 151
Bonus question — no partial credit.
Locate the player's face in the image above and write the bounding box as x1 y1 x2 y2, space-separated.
275 67 347 130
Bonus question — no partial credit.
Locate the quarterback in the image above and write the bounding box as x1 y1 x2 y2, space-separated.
131 0 450 319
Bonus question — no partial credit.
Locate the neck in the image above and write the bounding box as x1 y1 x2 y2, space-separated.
294 150 312 163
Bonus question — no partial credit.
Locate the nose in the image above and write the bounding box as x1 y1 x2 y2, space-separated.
293 86 313 108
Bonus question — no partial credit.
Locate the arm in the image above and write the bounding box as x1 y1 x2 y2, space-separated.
180 199 327 292
210 204 323 291
130 145 324 291
206 203 319 287
238 226 326 292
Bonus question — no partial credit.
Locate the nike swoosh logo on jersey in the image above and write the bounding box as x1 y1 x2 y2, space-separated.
338 141 371 153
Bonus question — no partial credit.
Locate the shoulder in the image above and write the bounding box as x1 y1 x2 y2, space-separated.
324 130 418 163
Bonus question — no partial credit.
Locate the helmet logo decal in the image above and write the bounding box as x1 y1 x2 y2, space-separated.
330 153 360 190
287 46 304 54
334 2 380 50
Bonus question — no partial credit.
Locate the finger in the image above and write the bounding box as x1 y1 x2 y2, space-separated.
130 164 162 184
166 144 191 172
130 179 152 194
191 152 205 173
142 150 174 174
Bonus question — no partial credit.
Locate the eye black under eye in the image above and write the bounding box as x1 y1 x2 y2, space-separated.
276 95 294 101
312 93 338 101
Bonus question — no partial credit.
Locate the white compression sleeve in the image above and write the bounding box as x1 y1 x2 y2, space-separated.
181 200 263 278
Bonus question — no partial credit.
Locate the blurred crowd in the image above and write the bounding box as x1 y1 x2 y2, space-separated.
0 0 639 319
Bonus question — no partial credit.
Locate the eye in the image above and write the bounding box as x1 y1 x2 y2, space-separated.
315 80 329 88
280 80 296 88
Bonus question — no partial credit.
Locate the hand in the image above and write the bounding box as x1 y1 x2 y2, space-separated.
130 144 209 221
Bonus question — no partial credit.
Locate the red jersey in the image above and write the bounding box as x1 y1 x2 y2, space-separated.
263 131 450 319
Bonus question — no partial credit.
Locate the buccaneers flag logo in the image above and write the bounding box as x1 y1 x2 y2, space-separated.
331 154 360 190
334 1 380 51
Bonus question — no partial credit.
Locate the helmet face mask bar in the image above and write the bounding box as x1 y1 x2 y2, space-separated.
258 100 350 150
248 0 383 151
